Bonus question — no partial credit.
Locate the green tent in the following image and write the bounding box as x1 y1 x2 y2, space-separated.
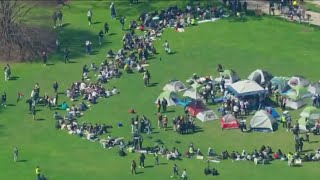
155 91 177 106
221 69 240 83
298 117 317 130
270 76 290 93
287 86 310 101
299 106 320 118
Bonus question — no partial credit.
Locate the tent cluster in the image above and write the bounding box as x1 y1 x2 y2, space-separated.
155 80 219 122
298 106 320 131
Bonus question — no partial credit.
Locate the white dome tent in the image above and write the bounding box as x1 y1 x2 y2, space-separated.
183 88 201 99
308 82 320 95
163 80 187 92
196 110 219 122
288 76 310 88
248 69 273 85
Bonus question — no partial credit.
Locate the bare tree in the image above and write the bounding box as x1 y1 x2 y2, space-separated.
0 0 54 61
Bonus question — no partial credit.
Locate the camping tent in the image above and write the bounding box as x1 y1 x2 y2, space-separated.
285 99 306 110
270 76 290 93
248 69 273 85
196 110 219 122
163 80 187 92
155 91 177 106
286 86 311 101
183 88 201 99
188 100 207 116
308 82 320 94
221 114 239 129
265 107 280 120
250 110 277 132
227 80 266 97
288 76 310 88
299 106 320 119
215 69 240 86
298 117 318 131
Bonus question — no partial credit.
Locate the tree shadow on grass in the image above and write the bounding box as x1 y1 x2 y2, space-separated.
52 27 111 63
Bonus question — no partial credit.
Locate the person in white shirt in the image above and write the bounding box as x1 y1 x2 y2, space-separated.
112 87 118 95
87 9 92 25
181 169 187 180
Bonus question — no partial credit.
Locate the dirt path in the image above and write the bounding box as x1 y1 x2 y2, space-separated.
245 0 320 26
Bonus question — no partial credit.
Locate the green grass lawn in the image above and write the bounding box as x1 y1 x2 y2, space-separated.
0 1 320 180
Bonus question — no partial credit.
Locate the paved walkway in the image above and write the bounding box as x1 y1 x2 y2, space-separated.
246 0 320 26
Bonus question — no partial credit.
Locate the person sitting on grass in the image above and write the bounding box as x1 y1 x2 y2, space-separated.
61 102 69 110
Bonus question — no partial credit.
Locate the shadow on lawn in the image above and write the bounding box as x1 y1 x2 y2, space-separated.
52 27 112 63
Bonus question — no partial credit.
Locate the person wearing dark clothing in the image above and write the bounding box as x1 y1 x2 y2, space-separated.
131 160 137 174
64 48 70 63
269 1 275 15
157 99 161 113
53 81 59 93
1 92 7 106
139 153 145 168
104 22 109 34
52 12 58 28
98 30 104 45
162 98 168 112
42 51 48 65
57 10 63 26
171 164 179 178
243 1 247 13
120 16 126 30
298 137 304 152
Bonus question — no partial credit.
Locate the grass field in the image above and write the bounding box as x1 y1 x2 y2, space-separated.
0 1 320 180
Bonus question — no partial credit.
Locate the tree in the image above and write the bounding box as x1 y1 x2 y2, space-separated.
0 0 55 61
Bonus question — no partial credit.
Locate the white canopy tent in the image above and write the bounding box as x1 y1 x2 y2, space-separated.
227 80 266 97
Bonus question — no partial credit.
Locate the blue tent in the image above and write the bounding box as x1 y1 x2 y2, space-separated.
265 107 280 120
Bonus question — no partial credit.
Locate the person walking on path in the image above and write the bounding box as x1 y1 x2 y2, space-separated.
52 11 58 28
13 147 18 162
87 9 93 26
36 166 41 180
53 81 59 93
139 153 145 168
104 22 109 34
171 164 179 178
98 30 104 45
120 16 126 30
57 10 63 27
110 2 117 19
131 160 137 174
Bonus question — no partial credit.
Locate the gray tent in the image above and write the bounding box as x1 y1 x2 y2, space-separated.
250 110 277 132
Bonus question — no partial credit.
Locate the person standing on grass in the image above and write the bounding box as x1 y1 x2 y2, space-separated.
13 147 18 162
110 2 116 19
131 160 137 174
1 92 7 106
55 39 60 52
146 70 151 85
143 71 148 87
163 40 171 54
157 99 161 113
162 98 168 112
104 22 109 34
52 11 58 28
64 48 70 63
85 40 92 54
87 9 93 26
139 153 145 168
36 166 41 180
154 152 159 165
120 16 126 31
32 105 36 120
57 10 63 27
42 51 48 65
181 169 187 180
158 113 163 129
16 92 24 103
53 81 59 93
98 30 104 45
4 64 11 81
171 164 179 178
